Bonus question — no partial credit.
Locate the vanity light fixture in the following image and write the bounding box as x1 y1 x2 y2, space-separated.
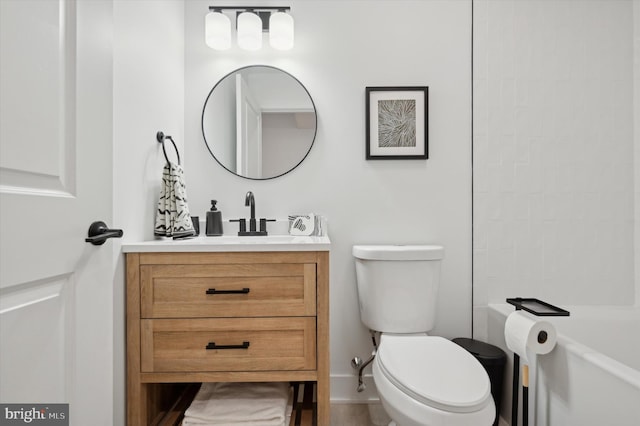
269 9 294 50
237 10 263 51
206 6 294 51
205 9 231 50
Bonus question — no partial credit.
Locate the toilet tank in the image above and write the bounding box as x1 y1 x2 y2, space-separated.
353 245 444 333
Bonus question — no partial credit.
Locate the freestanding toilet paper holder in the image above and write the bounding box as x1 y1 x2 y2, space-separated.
506 298 569 426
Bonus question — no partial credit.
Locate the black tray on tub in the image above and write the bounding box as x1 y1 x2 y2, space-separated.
506 297 570 316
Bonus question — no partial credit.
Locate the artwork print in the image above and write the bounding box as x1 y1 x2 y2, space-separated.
366 87 428 159
377 99 417 148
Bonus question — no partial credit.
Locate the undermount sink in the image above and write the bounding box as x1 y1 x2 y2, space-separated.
213 235 306 244
189 234 323 245
121 234 331 253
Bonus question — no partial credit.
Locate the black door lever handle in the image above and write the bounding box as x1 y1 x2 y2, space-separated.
85 221 123 245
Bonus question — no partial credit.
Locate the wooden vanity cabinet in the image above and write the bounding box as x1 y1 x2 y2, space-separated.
126 251 330 425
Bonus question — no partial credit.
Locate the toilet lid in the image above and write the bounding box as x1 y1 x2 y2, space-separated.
376 335 491 413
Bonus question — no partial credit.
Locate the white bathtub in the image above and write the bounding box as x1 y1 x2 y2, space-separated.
487 304 640 426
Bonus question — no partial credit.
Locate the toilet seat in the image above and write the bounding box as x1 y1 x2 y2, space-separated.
376 335 492 413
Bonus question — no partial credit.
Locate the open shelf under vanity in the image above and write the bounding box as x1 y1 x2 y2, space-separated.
149 382 318 426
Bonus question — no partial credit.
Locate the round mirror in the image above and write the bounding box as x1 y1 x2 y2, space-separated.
202 65 317 180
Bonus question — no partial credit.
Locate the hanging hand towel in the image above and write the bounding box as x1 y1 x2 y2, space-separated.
154 162 195 238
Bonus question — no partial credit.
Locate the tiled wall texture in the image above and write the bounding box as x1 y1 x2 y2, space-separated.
634 1 640 306
473 0 636 330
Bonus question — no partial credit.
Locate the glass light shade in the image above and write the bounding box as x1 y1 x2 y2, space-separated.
237 11 262 51
205 11 231 50
269 12 294 50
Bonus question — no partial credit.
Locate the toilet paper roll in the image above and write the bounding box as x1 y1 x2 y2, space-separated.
504 311 557 363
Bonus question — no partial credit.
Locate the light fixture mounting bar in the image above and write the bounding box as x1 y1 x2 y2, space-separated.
209 6 291 12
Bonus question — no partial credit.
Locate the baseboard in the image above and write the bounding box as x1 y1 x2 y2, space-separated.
330 374 380 403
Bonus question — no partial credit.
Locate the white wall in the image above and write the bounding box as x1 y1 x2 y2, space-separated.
185 0 472 401
473 0 636 337
634 1 640 306
112 0 184 422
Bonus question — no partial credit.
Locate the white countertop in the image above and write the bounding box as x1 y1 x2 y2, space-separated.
121 234 331 253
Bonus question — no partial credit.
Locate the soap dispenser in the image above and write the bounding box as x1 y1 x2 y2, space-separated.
205 200 223 236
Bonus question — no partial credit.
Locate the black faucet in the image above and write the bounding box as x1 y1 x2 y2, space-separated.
230 191 275 236
245 191 257 232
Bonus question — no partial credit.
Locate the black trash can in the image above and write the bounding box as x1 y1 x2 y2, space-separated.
453 338 506 426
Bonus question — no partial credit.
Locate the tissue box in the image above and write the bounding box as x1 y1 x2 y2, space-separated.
288 214 315 236
288 214 327 236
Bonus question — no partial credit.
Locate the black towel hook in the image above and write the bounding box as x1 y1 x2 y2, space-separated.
156 131 181 165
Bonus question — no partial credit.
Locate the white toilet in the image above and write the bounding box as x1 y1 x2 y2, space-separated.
353 245 495 426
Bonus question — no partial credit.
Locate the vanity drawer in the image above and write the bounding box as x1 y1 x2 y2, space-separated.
140 317 317 373
140 263 316 318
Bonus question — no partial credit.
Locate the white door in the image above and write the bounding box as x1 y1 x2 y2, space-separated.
0 1 115 425
236 73 263 178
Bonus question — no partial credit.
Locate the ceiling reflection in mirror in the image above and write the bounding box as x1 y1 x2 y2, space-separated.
202 65 317 180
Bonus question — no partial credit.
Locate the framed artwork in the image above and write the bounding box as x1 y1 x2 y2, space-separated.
365 86 428 160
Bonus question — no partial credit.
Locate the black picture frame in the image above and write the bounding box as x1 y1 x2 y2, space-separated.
365 86 428 160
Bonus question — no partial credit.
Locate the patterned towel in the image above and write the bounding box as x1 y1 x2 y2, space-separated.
154 162 195 238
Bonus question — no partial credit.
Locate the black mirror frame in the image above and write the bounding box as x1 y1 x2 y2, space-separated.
201 65 318 180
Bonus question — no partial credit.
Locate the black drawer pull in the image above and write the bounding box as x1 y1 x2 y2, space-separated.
206 288 250 295
206 341 250 350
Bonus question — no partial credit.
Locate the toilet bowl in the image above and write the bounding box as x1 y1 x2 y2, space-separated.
352 245 496 426
372 334 495 426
